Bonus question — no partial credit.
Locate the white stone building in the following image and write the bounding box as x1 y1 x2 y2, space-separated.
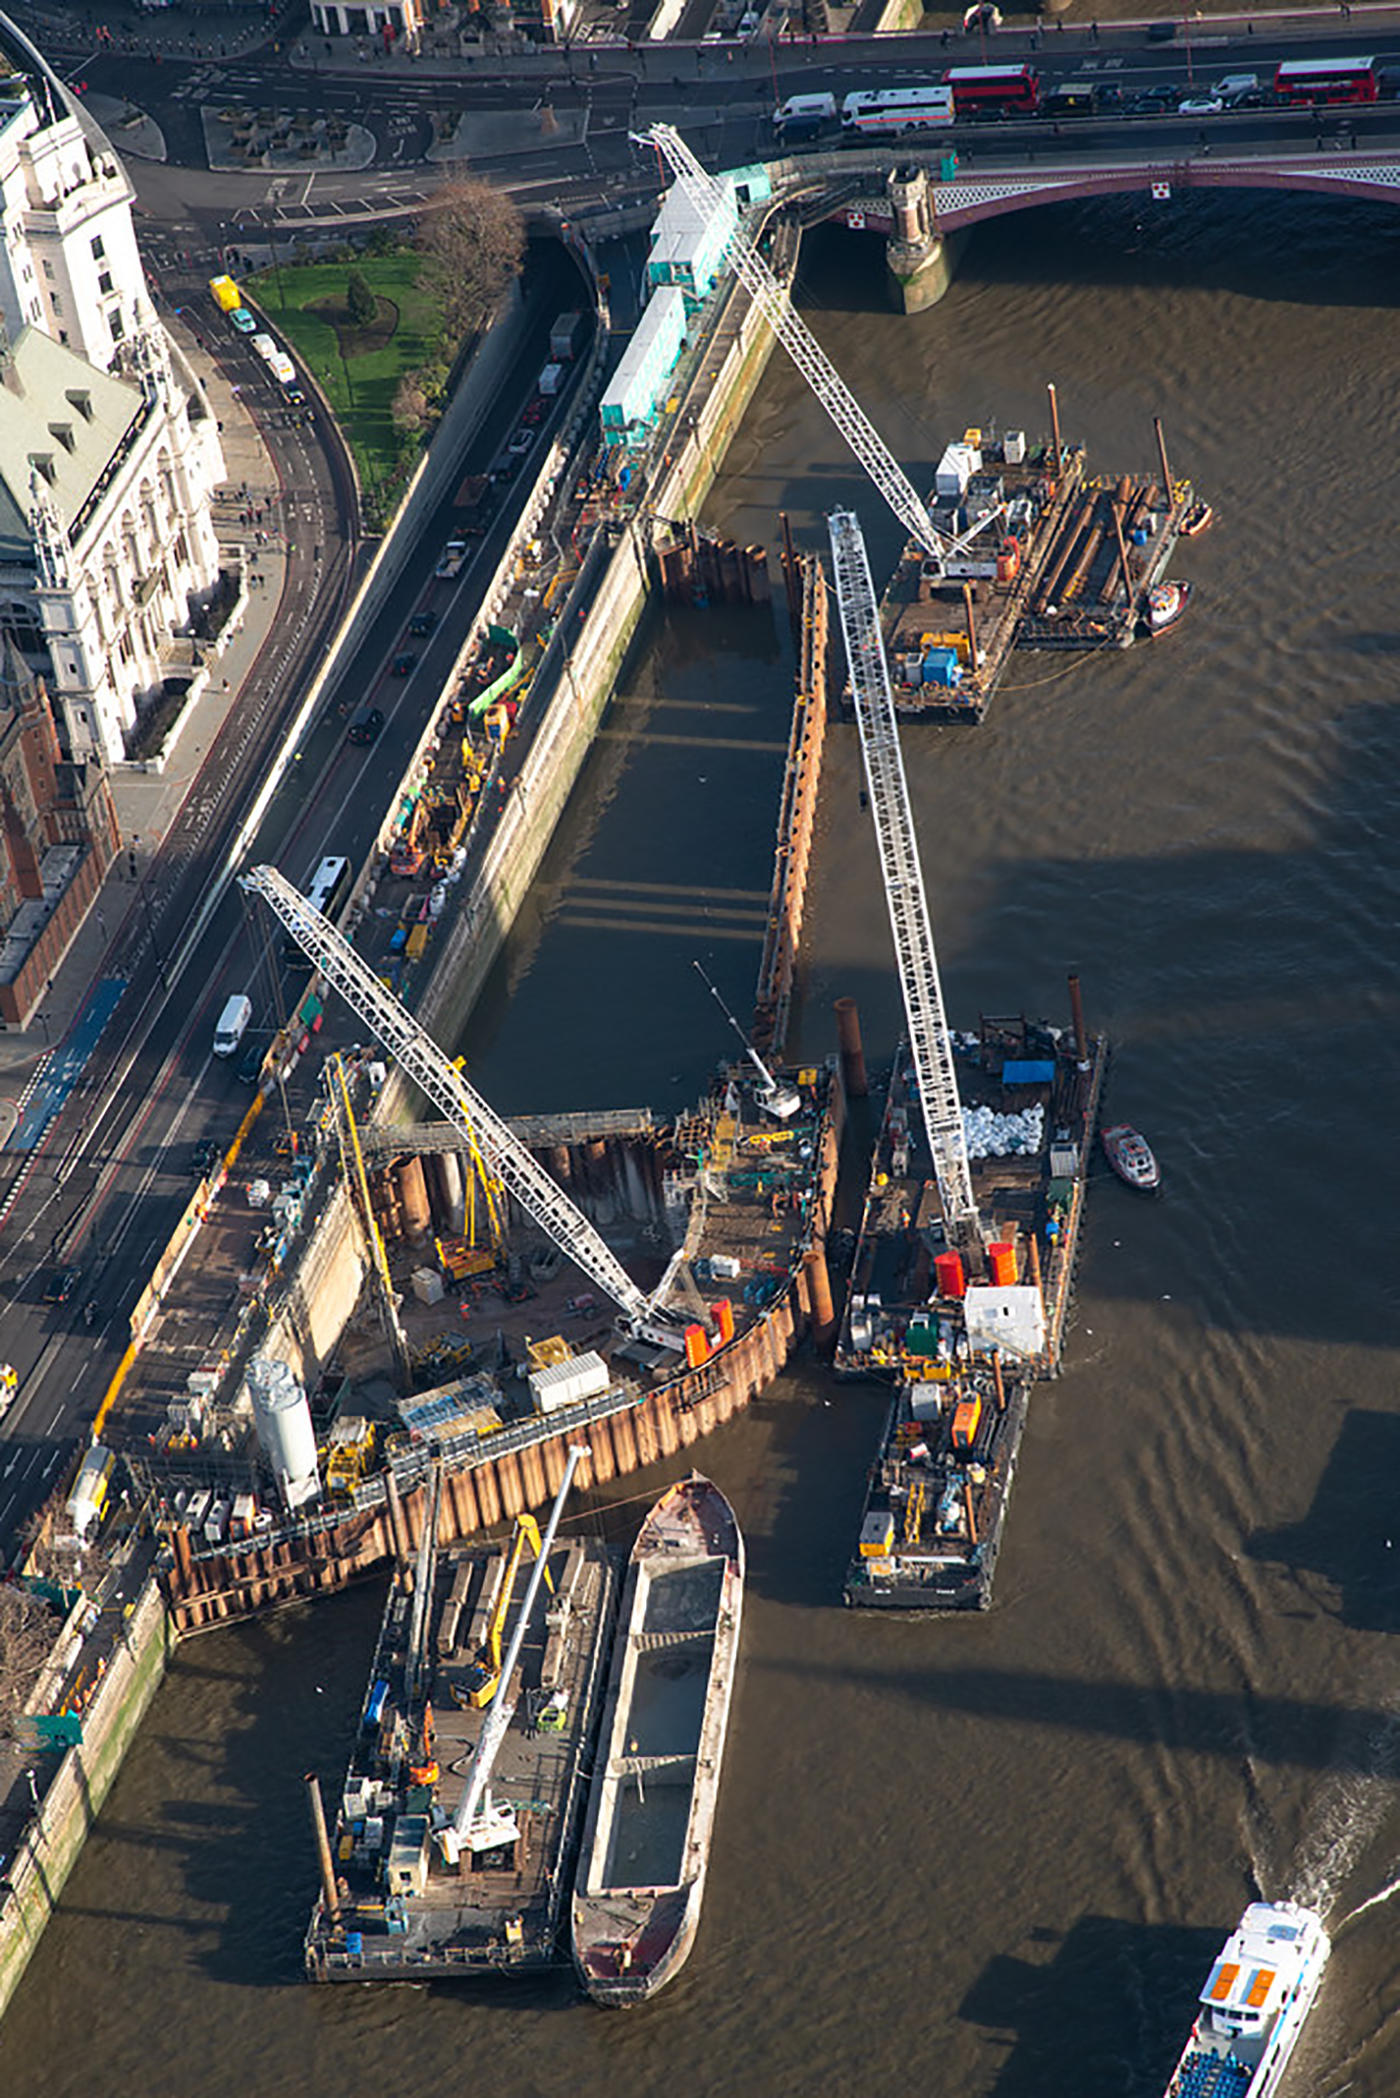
0 33 224 764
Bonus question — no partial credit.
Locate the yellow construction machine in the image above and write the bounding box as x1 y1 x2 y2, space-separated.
461 1513 553 1709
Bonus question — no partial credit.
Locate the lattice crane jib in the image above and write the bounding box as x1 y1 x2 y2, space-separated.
639 123 945 565
239 865 653 1326
826 511 979 1236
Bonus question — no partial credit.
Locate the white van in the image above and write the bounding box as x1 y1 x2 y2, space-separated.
774 92 838 138
213 993 253 1058
1215 72 1260 105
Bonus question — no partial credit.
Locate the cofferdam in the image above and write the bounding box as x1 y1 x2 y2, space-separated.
6 186 1400 2098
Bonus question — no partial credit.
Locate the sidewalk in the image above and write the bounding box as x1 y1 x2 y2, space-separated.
0 335 287 1146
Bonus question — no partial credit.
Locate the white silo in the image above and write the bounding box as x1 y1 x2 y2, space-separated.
247 1355 320 1510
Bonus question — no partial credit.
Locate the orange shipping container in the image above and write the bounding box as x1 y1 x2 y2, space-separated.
988 1240 1018 1287
951 1395 982 1450
712 1298 735 1345
683 1322 710 1369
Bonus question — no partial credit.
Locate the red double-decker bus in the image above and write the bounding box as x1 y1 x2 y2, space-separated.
1273 55 1379 104
943 63 1040 117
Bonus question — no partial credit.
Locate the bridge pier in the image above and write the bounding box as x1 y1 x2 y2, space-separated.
884 164 962 314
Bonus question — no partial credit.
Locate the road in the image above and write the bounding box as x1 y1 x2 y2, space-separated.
0 240 593 1559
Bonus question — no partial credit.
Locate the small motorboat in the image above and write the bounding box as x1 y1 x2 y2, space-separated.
1140 579 1192 638
1179 500 1213 538
1102 1123 1160 1193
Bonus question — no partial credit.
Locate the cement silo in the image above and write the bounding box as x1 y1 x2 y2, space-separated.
247 1354 320 1511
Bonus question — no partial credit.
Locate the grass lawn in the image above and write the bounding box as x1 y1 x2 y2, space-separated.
251 252 445 521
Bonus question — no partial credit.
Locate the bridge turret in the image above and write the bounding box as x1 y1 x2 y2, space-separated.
885 164 953 315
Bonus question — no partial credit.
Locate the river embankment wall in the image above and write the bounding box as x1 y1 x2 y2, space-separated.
0 1579 175 2020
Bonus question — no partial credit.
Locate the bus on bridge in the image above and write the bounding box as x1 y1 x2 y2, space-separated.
1273 55 1379 105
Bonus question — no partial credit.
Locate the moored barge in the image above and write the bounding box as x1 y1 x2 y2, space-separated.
839 981 1106 1610
304 1523 619 1980
571 1474 744 2005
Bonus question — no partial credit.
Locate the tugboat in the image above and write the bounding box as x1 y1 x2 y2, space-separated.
1101 1123 1160 1193
1163 1900 1329 2098
1142 579 1193 637
1179 500 1213 538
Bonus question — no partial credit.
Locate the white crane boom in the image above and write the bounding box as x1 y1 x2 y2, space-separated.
239 865 653 1326
826 510 978 1237
639 122 945 564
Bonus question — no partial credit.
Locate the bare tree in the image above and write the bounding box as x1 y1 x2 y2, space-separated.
0 1586 56 1739
416 180 525 349
392 371 431 434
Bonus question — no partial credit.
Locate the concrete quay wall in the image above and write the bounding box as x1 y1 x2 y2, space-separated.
0 1580 176 2020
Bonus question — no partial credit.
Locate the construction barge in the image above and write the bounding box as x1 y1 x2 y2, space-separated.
305 1460 619 1980
838 979 1106 1610
876 396 1198 722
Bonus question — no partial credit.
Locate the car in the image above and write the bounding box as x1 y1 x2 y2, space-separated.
237 1041 266 1086
1129 85 1178 112
228 306 256 334
1146 17 1176 38
43 1266 79 1304
192 1137 222 1175
521 397 548 426
391 651 417 676
347 703 384 744
409 611 437 636
1176 95 1223 116
285 386 307 406
250 332 277 361
508 427 536 458
0 1361 17 1418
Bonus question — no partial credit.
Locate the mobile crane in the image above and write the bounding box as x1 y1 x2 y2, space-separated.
636 126 980 1240
460 1513 552 1709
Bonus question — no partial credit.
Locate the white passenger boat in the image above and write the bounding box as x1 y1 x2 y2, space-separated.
1163 1901 1329 2098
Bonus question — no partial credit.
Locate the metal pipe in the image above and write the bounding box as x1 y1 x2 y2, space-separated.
1068 973 1089 1068
305 1772 340 1926
1047 382 1063 480
962 1477 979 1547
961 580 980 674
1153 415 1173 503
1110 497 1135 609
779 511 801 642
991 1351 1006 1414
451 1444 588 1844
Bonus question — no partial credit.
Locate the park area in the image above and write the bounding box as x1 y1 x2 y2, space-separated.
252 251 446 519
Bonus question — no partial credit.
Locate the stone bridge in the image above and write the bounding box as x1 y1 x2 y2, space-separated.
767 143 1400 307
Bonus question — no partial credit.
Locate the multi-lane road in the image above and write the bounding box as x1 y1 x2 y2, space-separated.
0 240 591 1556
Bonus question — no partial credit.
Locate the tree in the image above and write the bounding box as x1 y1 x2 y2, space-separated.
416 179 525 348
0 1586 55 1740
346 269 377 330
392 371 431 434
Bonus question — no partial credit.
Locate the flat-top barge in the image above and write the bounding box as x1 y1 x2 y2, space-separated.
571 1473 744 2006
874 397 1199 721
839 981 1106 1610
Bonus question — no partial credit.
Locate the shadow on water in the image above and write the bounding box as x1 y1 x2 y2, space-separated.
959 1914 1224 2098
1248 1409 1400 1634
800 190 1400 310
756 1656 1400 1778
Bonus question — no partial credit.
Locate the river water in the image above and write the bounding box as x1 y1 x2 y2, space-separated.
8 190 1400 2096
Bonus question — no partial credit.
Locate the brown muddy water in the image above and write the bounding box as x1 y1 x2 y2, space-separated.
7 190 1400 2098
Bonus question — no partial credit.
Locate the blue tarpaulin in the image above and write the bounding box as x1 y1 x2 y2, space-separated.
1002 1059 1055 1086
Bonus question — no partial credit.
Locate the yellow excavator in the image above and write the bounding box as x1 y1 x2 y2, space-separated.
461 1513 552 1709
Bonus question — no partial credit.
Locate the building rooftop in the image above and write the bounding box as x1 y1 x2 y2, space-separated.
0 326 143 559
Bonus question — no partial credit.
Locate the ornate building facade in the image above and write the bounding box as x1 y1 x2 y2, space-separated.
0 32 224 766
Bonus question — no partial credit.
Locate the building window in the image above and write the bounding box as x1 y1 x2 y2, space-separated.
90 234 105 260
98 271 113 296
109 310 124 342
42 259 53 278
58 330 68 345
51 294 62 314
